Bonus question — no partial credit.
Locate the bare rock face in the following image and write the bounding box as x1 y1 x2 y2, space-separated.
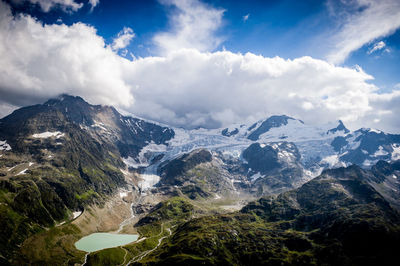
133 203 154 215
158 149 212 186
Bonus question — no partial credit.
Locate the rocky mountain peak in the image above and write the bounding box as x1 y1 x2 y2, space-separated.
327 120 350 134
247 115 299 141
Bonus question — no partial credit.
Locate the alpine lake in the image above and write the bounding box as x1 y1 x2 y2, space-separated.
75 233 139 252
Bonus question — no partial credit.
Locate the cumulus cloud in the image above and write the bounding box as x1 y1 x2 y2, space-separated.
0 1 133 108
11 0 84 13
326 0 400 64
363 90 400 133
125 49 380 129
111 27 135 51
153 0 225 54
125 51 399 132
0 1 399 133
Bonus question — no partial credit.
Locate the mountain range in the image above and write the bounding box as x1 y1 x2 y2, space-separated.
1 95 400 265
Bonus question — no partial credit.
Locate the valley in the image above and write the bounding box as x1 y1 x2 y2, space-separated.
1 95 400 265
1 0 400 264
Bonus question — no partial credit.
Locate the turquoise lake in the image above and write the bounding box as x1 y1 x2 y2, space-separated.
75 233 139 252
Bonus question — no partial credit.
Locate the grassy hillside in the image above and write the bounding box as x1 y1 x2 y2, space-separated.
134 165 400 266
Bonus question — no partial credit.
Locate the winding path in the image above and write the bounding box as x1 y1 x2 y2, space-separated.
119 247 129 266
79 221 171 266
126 224 172 265
79 180 169 266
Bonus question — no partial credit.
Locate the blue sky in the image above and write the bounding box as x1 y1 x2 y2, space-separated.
6 0 399 88
0 0 400 131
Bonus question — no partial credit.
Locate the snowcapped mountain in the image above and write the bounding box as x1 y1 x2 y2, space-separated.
1 96 399 194
1 95 400 265
115 112 399 196
126 114 400 174
0 94 174 159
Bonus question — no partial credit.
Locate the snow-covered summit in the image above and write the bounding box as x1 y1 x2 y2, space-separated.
127 115 399 180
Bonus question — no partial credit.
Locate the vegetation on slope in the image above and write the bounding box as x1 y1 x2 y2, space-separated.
133 165 400 266
85 196 199 266
0 104 126 263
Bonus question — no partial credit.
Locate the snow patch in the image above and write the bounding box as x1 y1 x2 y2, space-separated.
0 140 11 151
73 211 82 219
123 142 168 169
123 156 148 168
321 155 339 167
214 194 221 199
392 174 397 179
345 131 362 150
250 172 262 181
257 119 346 143
368 128 382 134
139 174 160 190
29 162 34 167
363 159 378 167
303 167 324 179
119 192 128 198
277 150 296 162
374 146 388 156
221 149 241 158
16 168 28 176
91 120 108 131
32 131 65 139
348 140 361 150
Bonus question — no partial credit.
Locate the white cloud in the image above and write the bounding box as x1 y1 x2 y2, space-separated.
362 90 400 133
367 41 386 54
153 0 225 54
12 0 84 13
0 1 399 133
124 49 380 129
111 27 135 51
326 0 400 64
243 13 250 22
88 0 99 12
0 1 133 109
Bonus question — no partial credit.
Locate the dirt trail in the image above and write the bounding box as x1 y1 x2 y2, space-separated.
126 224 172 265
119 247 129 266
